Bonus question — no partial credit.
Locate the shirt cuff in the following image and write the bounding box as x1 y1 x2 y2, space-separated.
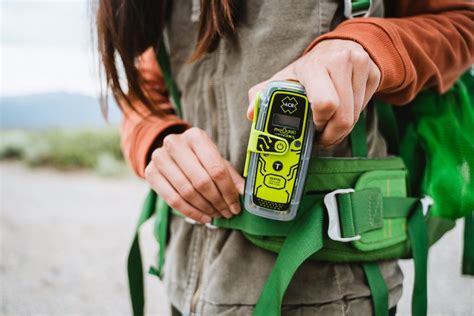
130 119 191 178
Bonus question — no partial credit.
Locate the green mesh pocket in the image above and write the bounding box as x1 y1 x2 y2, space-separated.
405 73 474 219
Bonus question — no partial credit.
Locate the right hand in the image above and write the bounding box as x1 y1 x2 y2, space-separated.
145 127 244 224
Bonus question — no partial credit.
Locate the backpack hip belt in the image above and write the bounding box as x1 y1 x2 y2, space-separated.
139 156 449 316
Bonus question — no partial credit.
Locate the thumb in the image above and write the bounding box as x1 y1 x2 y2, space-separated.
247 80 269 121
247 63 298 121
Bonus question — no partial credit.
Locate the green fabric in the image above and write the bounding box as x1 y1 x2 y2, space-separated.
245 227 411 263
211 194 410 239
424 215 455 247
407 204 429 316
253 199 324 316
350 112 369 157
153 197 170 277
355 169 407 197
304 157 406 193
338 188 384 238
354 217 408 252
352 0 371 11
389 72 474 219
363 262 389 316
375 102 400 155
127 191 157 316
414 79 473 219
462 211 474 275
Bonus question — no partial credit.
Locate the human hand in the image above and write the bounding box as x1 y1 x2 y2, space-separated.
247 39 381 147
145 127 244 224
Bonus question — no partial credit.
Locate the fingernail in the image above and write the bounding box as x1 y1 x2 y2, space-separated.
230 202 241 215
247 106 253 120
202 215 212 224
222 210 233 219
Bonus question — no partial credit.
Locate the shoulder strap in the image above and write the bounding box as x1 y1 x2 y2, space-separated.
350 112 369 157
127 190 158 316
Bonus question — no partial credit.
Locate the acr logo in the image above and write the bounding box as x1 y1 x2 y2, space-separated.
280 96 298 114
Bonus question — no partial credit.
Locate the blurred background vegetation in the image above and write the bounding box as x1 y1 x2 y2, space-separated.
0 128 127 176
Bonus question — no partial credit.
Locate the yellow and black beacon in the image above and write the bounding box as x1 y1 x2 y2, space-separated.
243 81 315 221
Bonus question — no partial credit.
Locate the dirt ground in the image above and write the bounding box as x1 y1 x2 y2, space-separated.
1 162 472 315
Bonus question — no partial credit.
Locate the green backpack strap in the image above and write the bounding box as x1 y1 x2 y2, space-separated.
149 197 171 278
127 190 158 316
462 212 474 275
349 110 368 157
407 202 429 316
362 262 389 316
253 199 325 316
127 40 182 316
375 102 400 155
349 109 392 316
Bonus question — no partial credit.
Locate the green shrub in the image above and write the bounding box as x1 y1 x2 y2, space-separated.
0 128 126 175
0 130 31 159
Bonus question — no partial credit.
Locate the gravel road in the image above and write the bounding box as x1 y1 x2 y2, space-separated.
1 162 472 315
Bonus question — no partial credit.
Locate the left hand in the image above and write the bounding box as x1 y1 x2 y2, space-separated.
247 39 381 147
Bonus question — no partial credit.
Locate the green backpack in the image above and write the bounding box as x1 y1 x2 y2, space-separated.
127 3 474 314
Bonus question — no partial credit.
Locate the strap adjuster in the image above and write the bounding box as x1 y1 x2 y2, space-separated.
420 195 434 216
324 188 362 242
344 0 372 19
184 217 218 229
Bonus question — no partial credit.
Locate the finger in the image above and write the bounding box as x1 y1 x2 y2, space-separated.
224 160 245 195
362 62 381 107
319 53 354 146
298 65 339 131
163 134 234 219
350 51 370 121
153 150 220 217
247 81 268 121
247 63 298 121
188 131 242 215
145 164 211 224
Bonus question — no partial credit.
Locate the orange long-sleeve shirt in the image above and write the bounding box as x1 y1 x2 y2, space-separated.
121 0 474 178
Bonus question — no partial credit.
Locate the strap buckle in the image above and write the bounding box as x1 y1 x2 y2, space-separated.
420 195 434 216
184 217 218 229
344 0 372 19
324 188 362 242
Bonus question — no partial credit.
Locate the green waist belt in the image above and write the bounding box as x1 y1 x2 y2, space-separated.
129 157 454 316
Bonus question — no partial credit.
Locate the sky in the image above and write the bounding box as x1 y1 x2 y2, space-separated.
1 0 101 97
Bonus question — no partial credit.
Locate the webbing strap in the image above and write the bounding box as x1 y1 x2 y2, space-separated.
362 262 389 316
253 200 325 316
375 102 400 155
344 0 372 18
350 112 369 157
156 41 182 116
407 204 429 316
152 197 171 277
337 191 418 238
211 193 416 238
338 188 383 237
127 190 158 316
462 212 474 275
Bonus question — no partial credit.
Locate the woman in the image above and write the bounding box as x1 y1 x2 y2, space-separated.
97 0 473 314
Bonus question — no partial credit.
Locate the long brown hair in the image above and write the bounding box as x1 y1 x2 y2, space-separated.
96 0 238 115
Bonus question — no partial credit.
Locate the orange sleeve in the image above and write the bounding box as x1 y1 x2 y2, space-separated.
120 48 191 178
304 1 474 105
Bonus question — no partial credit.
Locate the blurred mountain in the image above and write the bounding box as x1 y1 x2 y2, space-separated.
0 92 122 129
